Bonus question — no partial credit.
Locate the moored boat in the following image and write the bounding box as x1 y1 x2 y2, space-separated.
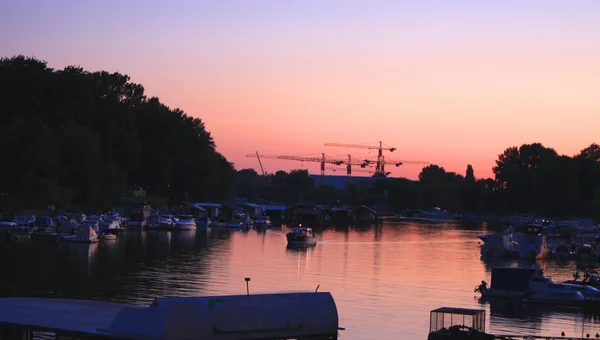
475 267 600 305
174 215 196 230
286 227 317 246
99 232 117 241
254 215 272 229
66 226 99 243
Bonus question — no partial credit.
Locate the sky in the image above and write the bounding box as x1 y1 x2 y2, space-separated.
2 0 599 180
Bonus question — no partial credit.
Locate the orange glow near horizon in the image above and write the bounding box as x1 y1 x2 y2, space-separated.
2 1 599 180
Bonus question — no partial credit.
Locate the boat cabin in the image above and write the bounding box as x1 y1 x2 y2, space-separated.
177 215 194 221
428 307 492 340
291 227 314 237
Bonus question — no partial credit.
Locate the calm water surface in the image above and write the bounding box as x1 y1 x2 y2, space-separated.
1 221 599 339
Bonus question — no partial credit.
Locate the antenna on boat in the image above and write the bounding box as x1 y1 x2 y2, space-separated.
245 277 251 295
315 285 320 292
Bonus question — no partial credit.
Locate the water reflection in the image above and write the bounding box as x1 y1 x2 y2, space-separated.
1 222 600 339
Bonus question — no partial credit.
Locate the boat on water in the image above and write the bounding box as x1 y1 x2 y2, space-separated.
99 214 125 233
286 226 317 246
157 214 176 229
475 267 600 305
479 229 518 257
82 215 102 231
0 292 340 340
64 226 99 243
254 215 272 229
174 215 196 230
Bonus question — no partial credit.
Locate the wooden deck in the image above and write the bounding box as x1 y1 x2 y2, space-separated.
0 297 138 335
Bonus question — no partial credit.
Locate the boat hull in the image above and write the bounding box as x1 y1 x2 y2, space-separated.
286 233 317 245
175 224 196 230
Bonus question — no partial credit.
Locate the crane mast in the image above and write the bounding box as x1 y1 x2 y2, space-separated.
255 151 266 175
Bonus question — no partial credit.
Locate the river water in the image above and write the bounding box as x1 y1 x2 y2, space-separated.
1 220 599 339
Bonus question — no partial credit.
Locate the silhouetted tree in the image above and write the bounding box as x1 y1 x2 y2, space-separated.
0 55 233 209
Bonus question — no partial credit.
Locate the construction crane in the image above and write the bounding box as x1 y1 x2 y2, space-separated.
246 153 368 176
324 141 428 177
246 153 343 176
363 156 429 177
254 151 266 175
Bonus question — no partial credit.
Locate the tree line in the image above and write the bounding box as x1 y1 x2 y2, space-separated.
0 56 234 210
235 143 600 220
3 56 599 220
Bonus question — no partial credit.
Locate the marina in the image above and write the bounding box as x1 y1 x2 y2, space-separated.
2 220 600 339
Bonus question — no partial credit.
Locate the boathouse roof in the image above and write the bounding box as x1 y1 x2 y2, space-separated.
191 202 221 208
263 205 286 211
0 293 340 339
0 297 136 335
430 307 485 316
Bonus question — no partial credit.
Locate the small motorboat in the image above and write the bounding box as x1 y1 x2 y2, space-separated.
286 226 317 246
174 215 197 230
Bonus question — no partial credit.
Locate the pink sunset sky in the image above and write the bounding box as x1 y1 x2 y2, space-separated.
2 1 599 180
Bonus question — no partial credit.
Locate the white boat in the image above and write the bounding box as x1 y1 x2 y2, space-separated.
174 215 196 230
157 215 176 229
480 230 518 257
254 215 272 229
66 226 99 243
99 215 122 232
512 224 548 259
476 267 600 304
477 226 515 243
82 215 102 231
